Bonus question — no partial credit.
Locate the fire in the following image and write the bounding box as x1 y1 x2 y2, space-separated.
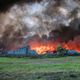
28 36 80 54
63 36 80 53
30 45 56 54
28 40 58 54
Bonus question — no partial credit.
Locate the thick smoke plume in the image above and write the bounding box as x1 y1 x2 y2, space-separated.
0 0 80 49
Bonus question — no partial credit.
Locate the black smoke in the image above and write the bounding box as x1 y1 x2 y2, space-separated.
49 24 80 42
0 0 80 49
0 0 42 12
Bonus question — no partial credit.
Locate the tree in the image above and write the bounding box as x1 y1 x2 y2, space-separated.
56 44 68 56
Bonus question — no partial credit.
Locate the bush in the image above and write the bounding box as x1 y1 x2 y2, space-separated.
56 45 68 56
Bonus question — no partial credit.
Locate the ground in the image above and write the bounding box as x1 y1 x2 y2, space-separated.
0 56 80 80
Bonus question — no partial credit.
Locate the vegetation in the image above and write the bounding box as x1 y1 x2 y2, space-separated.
56 45 68 56
0 56 80 80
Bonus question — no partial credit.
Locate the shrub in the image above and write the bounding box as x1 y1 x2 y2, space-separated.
56 45 68 56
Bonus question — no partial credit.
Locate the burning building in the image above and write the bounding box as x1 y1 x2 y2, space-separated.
0 0 80 55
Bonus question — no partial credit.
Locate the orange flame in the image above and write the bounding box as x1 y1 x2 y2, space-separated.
28 40 58 54
63 36 80 53
28 36 80 54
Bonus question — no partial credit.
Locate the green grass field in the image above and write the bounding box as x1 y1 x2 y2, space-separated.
0 56 80 80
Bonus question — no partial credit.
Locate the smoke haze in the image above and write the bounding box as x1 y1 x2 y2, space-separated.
0 0 80 49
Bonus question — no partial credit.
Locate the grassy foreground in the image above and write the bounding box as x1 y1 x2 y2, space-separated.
0 56 80 80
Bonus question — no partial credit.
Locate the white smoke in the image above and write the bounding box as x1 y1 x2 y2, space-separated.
0 0 80 40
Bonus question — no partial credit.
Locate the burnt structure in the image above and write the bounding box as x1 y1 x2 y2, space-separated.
0 46 79 57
